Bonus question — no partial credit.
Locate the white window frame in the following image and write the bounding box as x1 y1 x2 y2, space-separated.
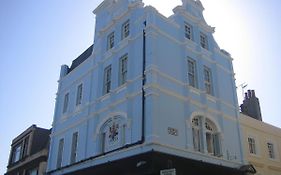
63 93 69 113
185 22 193 40
187 58 197 88
191 117 222 157
76 84 83 106
103 65 112 95
70 132 79 164
204 66 213 95
56 138 64 168
205 120 221 156
200 32 208 49
248 137 257 155
100 117 126 153
107 32 115 50
12 144 22 163
267 142 275 159
122 20 130 40
119 54 128 86
192 117 202 152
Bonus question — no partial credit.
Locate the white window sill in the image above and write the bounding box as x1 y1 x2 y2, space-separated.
114 83 128 94
184 38 197 49
187 85 201 95
98 93 111 102
249 153 261 158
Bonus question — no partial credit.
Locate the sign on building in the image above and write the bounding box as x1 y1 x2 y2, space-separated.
160 168 176 175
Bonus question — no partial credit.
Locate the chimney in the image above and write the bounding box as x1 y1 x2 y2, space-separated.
240 89 262 121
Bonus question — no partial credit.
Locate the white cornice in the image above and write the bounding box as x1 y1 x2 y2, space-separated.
215 48 234 61
173 6 214 34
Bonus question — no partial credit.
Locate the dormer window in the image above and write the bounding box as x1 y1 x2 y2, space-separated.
107 32 115 50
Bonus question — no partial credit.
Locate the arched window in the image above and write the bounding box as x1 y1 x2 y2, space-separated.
191 116 222 157
205 119 222 156
100 116 126 153
192 116 202 152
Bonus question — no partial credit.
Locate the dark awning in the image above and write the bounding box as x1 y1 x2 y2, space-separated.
58 151 249 175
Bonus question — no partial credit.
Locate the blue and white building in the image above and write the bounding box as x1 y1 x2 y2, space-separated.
47 0 254 174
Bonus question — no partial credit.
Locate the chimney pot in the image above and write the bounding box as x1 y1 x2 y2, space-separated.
248 90 252 98
252 90 256 97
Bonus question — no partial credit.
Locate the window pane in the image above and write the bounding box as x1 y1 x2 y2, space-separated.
63 93 69 113
107 32 115 50
204 66 212 95
200 33 208 49
103 65 112 94
248 138 256 154
213 133 222 156
28 168 38 175
267 143 275 159
71 132 78 164
76 84 83 106
57 139 64 168
192 128 201 152
188 59 197 88
13 145 22 163
119 55 128 85
122 20 130 39
185 23 192 40
206 133 214 154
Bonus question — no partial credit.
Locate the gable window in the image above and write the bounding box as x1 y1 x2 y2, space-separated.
103 65 112 94
204 66 213 95
63 93 69 113
200 32 208 49
122 20 130 39
267 142 275 159
119 54 128 86
248 137 256 154
188 58 197 88
57 138 64 168
185 23 193 40
76 84 83 106
70 132 78 164
107 32 115 50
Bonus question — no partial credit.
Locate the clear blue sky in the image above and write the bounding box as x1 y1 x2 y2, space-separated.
1 0 280 174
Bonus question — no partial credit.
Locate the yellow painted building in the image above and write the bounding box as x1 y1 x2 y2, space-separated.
240 113 281 175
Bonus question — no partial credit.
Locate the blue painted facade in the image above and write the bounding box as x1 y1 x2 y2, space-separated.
47 0 246 174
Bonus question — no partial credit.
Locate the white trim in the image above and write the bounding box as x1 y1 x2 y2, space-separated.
95 112 128 137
